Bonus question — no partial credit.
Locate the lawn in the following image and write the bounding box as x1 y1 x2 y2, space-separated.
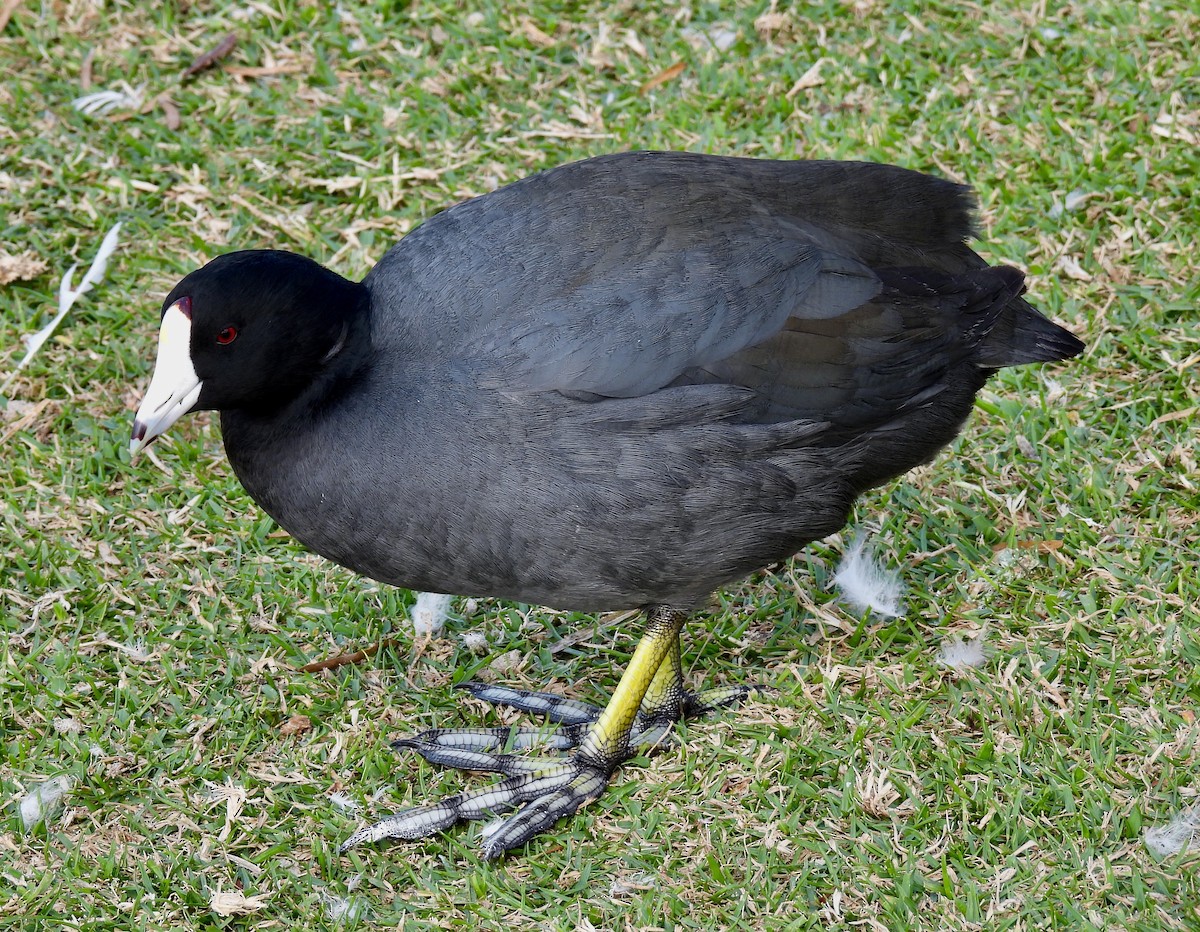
2 1 1198 929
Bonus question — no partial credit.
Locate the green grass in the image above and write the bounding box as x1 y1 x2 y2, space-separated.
2 0 1198 928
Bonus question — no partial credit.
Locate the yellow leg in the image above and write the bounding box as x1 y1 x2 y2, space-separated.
576 605 687 764
638 624 761 727
638 633 686 721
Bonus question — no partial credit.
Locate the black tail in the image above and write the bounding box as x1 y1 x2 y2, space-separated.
876 264 1081 363
975 289 1085 367
879 264 1084 368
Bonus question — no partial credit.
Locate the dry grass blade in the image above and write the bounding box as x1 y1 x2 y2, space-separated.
639 61 686 94
0 250 47 285
182 32 238 79
156 94 181 131
299 637 402 673
0 0 22 33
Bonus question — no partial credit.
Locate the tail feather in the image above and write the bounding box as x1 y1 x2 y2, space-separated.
878 264 1083 368
976 294 1085 367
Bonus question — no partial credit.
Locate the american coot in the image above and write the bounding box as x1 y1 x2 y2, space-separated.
131 151 1083 858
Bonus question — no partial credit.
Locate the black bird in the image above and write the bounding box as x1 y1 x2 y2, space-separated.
131 151 1083 858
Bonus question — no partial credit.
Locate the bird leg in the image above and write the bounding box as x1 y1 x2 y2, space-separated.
400 627 762 766
341 605 755 858
630 631 762 744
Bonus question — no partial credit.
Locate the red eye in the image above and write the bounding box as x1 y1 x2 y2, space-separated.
216 326 238 345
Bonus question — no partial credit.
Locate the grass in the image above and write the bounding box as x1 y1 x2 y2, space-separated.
1 0 1198 928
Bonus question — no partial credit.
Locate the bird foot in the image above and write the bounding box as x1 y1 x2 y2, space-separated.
340 679 764 857
339 748 616 859
681 682 768 717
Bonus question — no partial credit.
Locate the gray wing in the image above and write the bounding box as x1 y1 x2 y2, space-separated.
361 153 985 398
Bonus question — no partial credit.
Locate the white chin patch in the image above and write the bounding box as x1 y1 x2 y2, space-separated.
130 302 203 456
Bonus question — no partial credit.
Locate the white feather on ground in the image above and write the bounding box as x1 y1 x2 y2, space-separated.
1145 802 1200 857
936 632 991 669
2 222 122 396
410 591 452 636
209 888 269 917
320 891 364 922
481 816 507 841
18 775 74 830
833 533 904 618
70 82 145 117
460 630 489 653
329 792 360 813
